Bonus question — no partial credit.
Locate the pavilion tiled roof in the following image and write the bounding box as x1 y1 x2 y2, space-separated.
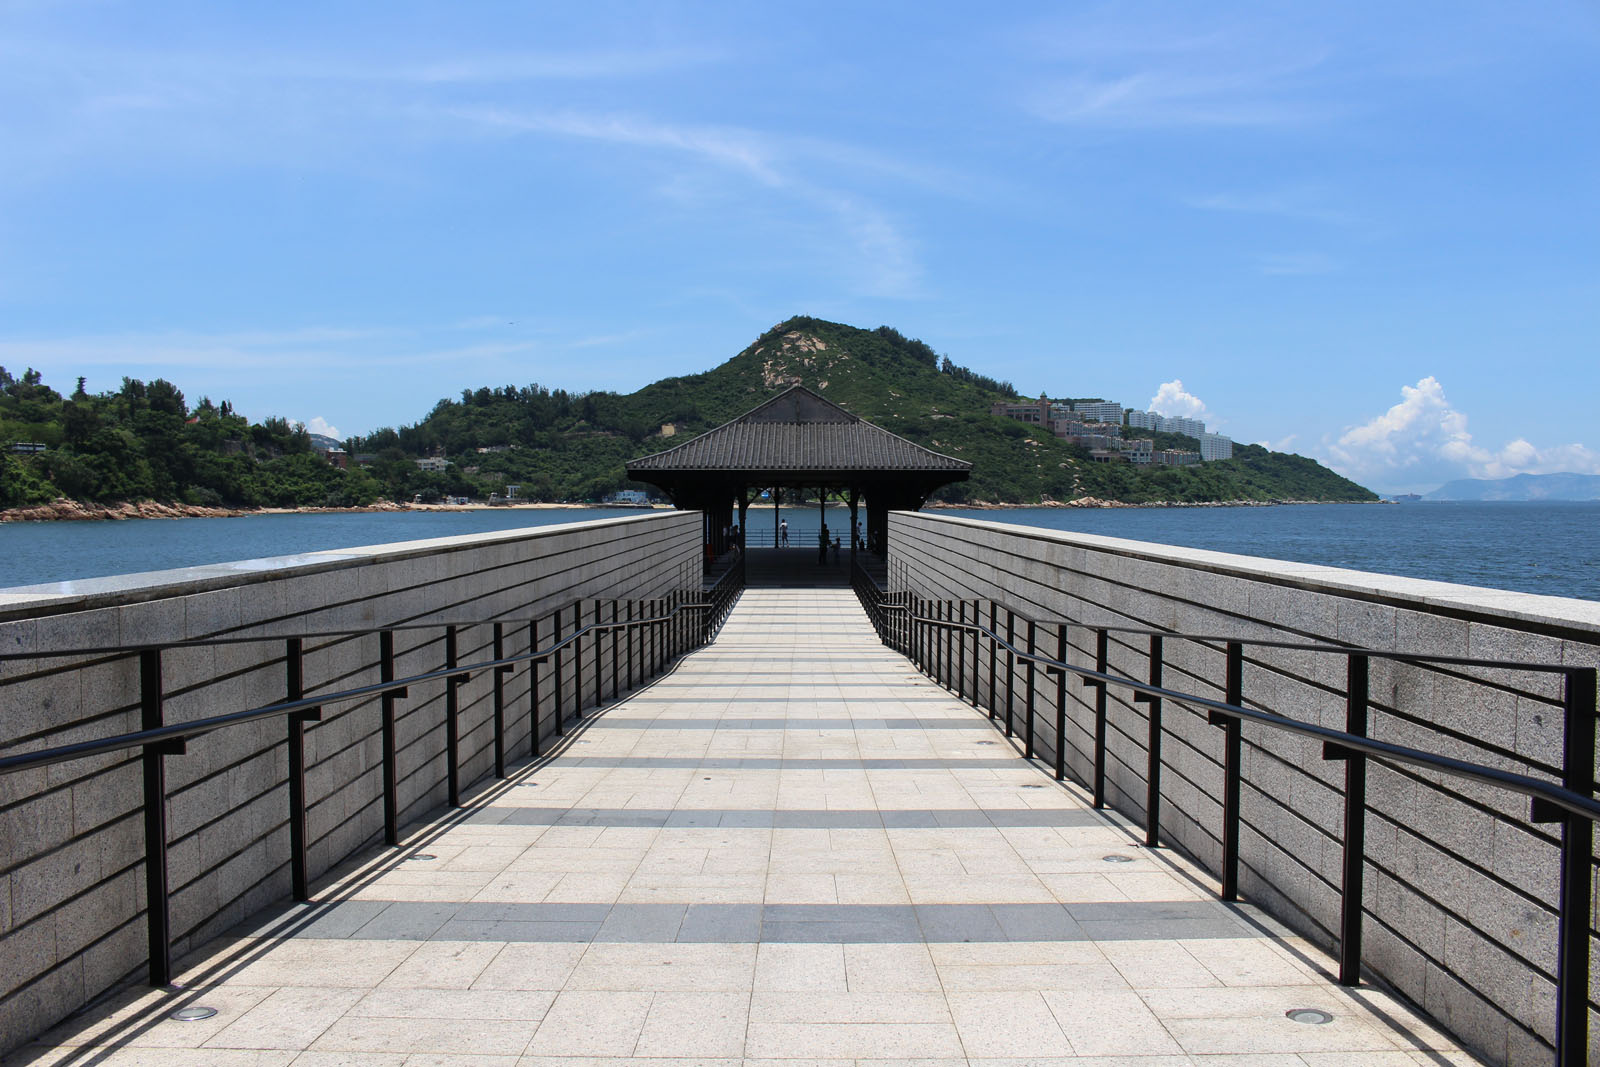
626 386 971 473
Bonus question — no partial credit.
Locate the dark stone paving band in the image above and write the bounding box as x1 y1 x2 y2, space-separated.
464 807 1106 829
234 899 1257 945
560 757 1027 769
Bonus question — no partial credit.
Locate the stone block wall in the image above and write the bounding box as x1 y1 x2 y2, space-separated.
889 509 1600 1067
0 510 701 1054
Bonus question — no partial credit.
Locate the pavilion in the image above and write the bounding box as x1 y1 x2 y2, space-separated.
625 385 971 557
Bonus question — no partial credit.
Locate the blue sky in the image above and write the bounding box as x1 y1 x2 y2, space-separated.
1 1 1595 494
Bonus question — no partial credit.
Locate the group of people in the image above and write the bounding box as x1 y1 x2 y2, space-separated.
706 517 865 569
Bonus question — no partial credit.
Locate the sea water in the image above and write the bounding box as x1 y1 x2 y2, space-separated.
2 502 1596 601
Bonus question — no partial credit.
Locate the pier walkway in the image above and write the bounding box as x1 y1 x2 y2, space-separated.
15 587 1476 1066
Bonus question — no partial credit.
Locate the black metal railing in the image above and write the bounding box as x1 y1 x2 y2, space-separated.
0 570 745 991
852 571 1597 1067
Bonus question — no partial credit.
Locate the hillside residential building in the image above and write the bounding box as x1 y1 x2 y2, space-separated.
1061 432 1122 453
1125 409 1160 431
1154 449 1201 467
989 398 1051 423
415 457 449 472
1120 438 1154 464
1198 433 1234 462
1157 415 1207 437
1074 401 1123 423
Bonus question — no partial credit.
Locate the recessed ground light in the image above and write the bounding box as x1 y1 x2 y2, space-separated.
1102 854 1134 863
1286 1008 1333 1025
1022 784 1045 789
168 1006 217 1022
976 740 997 746
405 854 438 862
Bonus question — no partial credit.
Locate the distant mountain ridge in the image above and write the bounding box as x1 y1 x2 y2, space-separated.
1425 472 1600 501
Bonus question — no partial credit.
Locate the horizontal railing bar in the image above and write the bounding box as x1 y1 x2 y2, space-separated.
911 612 1576 674
0 598 715 662
908 609 1600 825
0 600 715 776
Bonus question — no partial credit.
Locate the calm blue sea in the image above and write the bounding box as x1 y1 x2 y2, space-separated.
2 502 1596 601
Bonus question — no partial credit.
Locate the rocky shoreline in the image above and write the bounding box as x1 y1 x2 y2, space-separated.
0 498 642 523
0 498 413 522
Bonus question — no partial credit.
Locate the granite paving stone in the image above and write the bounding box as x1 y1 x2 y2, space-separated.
8 585 1484 1066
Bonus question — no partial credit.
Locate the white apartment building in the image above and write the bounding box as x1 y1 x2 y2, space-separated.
1124 409 1159 430
1074 401 1123 423
415 457 449 472
1197 432 1233 461
1157 415 1207 437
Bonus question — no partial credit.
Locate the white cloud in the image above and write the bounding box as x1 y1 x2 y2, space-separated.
303 417 341 439
1325 376 1600 490
1148 379 1210 420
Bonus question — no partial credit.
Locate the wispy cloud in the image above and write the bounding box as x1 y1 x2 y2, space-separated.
438 105 924 299
1030 65 1329 128
1255 251 1339 276
441 106 785 185
1186 188 1357 227
1325 376 1600 490
1018 11 1336 130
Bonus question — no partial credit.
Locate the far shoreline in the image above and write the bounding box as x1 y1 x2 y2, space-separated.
1 496 1382 524
0 498 646 524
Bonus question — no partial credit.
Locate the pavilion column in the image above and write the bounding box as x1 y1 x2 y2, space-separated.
848 488 860 556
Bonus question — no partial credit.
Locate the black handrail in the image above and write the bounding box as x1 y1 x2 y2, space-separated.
0 601 706 776
0 578 745 994
853 577 1597 1066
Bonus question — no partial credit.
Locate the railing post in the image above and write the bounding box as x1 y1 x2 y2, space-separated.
911 597 921 672
1212 641 1244 902
1054 623 1068 782
286 637 322 902
445 625 461 807
1092 628 1108 807
1555 667 1596 1066
139 649 173 986
572 603 585 721
944 600 955 691
1133 635 1163 847
988 601 998 720
553 607 567 734
957 601 968 700
379 630 404 847
528 618 542 758
626 601 636 690
1024 620 1037 760
492 623 507 779
1004 610 1016 738
966 601 979 710
593 600 604 709
915 601 928 675
610 601 621 701
1338 653 1369 985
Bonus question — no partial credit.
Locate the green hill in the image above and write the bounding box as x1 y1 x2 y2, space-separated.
0 316 1375 509
373 315 1374 504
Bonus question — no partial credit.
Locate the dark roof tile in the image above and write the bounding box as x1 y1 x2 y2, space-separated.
626 386 972 474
